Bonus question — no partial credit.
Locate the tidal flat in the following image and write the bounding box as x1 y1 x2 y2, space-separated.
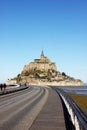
60 86 87 113
70 94 87 113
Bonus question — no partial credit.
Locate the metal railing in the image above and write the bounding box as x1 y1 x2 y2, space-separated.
55 88 87 130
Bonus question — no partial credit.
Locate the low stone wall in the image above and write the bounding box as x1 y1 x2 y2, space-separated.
26 79 83 86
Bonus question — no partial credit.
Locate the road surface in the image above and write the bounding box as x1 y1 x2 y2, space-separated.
0 85 66 130
0 86 48 130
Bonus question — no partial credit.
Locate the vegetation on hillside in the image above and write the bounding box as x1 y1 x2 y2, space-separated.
15 74 22 83
62 72 66 76
21 69 57 79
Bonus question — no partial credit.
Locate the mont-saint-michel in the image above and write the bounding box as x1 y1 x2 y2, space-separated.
7 51 83 86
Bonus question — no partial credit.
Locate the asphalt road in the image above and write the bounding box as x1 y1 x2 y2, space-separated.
0 86 49 130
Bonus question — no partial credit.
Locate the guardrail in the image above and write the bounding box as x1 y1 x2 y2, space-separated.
55 88 87 130
0 85 29 95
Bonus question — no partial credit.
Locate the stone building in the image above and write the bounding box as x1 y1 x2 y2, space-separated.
22 50 57 73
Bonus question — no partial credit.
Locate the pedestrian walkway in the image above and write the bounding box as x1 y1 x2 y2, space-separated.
30 88 66 130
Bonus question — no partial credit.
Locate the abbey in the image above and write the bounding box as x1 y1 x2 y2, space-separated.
22 50 57 74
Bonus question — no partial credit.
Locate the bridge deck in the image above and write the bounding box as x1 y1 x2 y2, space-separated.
30 87 66 130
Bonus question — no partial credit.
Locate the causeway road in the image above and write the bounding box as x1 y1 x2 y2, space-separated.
0 86 66 130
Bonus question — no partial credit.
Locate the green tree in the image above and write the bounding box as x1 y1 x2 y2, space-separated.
16 76 22 83
62 72 66 76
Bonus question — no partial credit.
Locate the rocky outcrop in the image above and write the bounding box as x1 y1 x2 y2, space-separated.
8 51 83 86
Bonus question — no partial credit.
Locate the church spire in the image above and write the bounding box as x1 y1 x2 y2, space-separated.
41 49 44 57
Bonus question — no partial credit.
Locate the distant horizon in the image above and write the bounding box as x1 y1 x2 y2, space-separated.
0 0 87 83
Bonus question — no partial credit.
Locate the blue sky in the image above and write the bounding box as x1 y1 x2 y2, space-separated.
0 0 87 83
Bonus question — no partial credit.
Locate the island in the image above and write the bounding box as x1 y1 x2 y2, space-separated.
7 50 83 86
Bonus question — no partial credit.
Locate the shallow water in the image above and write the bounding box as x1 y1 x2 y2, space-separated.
59 86 87 95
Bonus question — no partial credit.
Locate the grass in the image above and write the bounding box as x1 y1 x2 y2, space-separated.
70 94 87 113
